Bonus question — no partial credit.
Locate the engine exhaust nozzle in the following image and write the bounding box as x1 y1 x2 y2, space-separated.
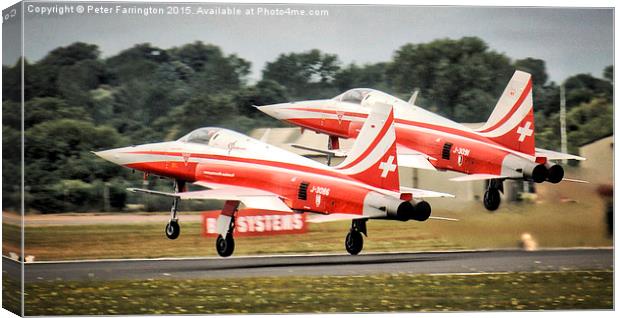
523 163 548 183
388 199 431 222
547 164 564 184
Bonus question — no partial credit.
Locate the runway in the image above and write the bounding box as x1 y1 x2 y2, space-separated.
8 248 613 283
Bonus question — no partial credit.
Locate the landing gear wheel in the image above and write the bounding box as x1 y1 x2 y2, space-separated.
345 231 364 255
484 188 501 212
165 220 180 240
216 234 235 257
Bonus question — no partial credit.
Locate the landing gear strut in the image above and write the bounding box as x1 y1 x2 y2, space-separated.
484 179 503 212
345 219 367 255
326 135 340 166
215 200 240 257
165 180 185 239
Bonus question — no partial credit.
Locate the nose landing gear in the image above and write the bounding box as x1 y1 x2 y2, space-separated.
165 219 180 240
165 180 185 239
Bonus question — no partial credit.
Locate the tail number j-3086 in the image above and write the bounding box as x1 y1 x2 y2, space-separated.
309 186 331 196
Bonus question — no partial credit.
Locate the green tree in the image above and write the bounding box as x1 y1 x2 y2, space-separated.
334 63 390 92
156 94 239 139
263 49 341 99
566 98 613 152
24 119 124 212
386 37 513 121
514 58 548 87
57 59 107 111
32 42 101 97
603 65 613 83
563 73 612 107
106 43 170 84
2 100 21 130
24 97 91 129
234 79 289 117
2 126 21 210
2 59 23 102
170 41 250 93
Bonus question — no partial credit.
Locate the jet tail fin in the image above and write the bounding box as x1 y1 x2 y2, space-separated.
475 71 535 156
335 96 400 192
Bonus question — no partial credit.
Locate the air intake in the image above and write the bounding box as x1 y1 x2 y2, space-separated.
441 142 453 160
297 182 309 200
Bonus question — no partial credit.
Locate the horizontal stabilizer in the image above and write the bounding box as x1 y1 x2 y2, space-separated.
399 186 454 198
535 148 586 161
128 188 177 197
450 174 508 182
562 178 590 184
429 216 459 221
128 186 292 212
307 213 368 223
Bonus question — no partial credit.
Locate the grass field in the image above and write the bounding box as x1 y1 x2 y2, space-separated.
22 270 613 315
2 273 21 315
5 200 611 261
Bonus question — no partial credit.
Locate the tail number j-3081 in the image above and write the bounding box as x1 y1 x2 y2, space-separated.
453 147 470 167
453 147 470 157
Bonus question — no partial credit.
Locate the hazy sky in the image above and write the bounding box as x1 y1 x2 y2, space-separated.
7 2 614 82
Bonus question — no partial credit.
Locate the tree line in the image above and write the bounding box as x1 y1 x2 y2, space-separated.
2 37 612 213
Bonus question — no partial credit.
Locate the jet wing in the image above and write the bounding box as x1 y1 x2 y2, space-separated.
128 184 292 212
288 143 348 157
397 154 437 170
535 148 586 161
289 142 437 171
449 174 508 182
396 145 437 171
399 186 455 198
307 213 459 223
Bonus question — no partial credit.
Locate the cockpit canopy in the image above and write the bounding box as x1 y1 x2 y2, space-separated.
177 127 259 152
333 88 376 104
177 127 222 145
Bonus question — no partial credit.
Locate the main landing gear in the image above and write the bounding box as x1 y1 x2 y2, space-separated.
215 200 240 257
165 180 185 240
216 233 235 257
345 219 367 255
483 179 503 212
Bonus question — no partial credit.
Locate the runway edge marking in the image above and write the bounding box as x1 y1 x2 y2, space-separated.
9 246 613 265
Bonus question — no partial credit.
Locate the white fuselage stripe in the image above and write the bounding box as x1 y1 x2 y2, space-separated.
477 95 533 137
118 152 403 198
338 127 396 175
282 109 535 161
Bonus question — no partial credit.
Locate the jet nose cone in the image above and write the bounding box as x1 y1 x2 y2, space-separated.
257 103 291 119
92 148 124 165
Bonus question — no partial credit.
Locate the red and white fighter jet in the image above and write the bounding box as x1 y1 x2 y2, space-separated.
258 71 585 211
94 101 452 257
